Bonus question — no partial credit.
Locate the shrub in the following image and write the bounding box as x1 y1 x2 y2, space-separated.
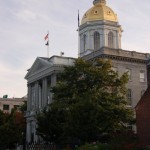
76 142 108 150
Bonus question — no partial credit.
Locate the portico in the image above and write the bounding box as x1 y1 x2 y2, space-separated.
25 56 75 143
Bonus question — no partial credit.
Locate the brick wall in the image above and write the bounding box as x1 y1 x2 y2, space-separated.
136 87 150 146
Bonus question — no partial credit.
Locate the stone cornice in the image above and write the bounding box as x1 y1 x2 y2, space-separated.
79 20 120 31
26 65 65 84
26 48 150 83
82 47 150 64
25 56 75 81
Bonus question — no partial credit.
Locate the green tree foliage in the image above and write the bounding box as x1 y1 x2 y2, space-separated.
76 142 108 150
36 58 134 144
0 109 26 149
19 100 27 113
36 103 67 143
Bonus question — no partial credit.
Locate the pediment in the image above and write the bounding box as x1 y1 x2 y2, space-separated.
25 57 53 79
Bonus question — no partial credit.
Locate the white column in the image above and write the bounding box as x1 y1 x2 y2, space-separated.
35 82 39 109
42 80 44 108
103 29 107 47
113 31 117 49
33 120 38 143
80 34 83 55
39 85 42 109
42 78 48 107
90 30 94 50
27 84 31 111
87 31 90 50
45 78 48 106
31 85 35 111
26 121 31 143
118 31 122 49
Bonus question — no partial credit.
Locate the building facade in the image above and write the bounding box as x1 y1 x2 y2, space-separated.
25 56 75 143
78 0 149 108
25 0 149 143
135 59 150 146
0 97 26 113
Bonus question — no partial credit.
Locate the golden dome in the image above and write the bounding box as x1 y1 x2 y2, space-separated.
81 0 118 25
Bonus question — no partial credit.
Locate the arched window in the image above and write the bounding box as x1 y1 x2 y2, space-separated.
108 31 114 48
83 34 87 51
94 31 100 50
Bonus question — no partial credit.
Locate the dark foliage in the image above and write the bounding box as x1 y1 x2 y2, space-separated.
36 58 134 144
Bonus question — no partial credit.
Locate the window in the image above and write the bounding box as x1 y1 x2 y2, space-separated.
94 31 100 50
125 68 131 80
140 71 145 82
83 34 87 51
108 31 114 48
3 104 9 110
126 89 132 105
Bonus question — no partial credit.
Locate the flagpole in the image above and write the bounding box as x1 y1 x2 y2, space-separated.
47 30 49 58
78 10 80 57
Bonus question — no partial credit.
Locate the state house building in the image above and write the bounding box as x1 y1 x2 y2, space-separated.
25 0 150 143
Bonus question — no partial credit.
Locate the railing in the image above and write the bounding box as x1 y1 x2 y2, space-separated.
26 144 60 150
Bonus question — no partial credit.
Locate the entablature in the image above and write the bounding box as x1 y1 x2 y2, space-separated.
82 47 150 64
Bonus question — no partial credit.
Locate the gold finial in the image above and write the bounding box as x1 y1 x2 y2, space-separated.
93 0 106 5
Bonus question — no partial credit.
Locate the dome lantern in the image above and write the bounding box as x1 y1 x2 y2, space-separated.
78 0 122 57
93 0 106 5
81 0 118 25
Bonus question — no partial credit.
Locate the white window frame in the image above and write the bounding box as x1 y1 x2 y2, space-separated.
127 89 132 106
140 70 145 82
83 34 87 51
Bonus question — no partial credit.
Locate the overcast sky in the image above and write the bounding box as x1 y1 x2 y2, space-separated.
0 0 150 98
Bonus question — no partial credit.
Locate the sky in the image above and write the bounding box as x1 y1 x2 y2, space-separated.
0 0 150 98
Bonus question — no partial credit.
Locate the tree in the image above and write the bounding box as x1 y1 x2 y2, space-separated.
36 103 67 143
0 109 26 149
19 100 27 113
36 58 134 144
19 101 27 149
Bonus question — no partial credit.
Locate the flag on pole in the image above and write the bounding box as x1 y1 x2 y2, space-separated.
44 34 49 41
44 33 49 46
45 41 49 46
44 31 49 57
